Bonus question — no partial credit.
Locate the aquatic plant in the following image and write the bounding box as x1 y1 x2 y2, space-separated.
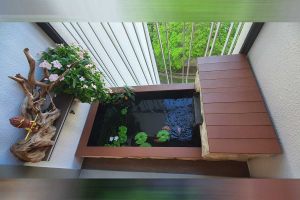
105 125 128 146
134 132 148 145
106 85 135 105
118 125 128 135
140 142 152 147
118 125 128 144
156 130 170 142
120 107 128 115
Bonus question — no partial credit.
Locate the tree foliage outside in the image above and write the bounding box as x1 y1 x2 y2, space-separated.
147 22 243 82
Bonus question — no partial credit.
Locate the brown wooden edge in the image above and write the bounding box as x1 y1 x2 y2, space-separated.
75 83 203 160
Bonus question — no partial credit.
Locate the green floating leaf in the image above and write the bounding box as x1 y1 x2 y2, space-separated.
134 132 148 145
157 130 170 142
120 107 128 115
140 142 152 147
118 126 127 135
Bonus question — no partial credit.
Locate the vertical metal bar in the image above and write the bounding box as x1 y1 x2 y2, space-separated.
185 23 195 83
132 22 155 84
100 23 140 85
181 22 186 83
106 23 142 85
84 23 127 85
221 22 234 55
70 22 118 86
155 22 169 84
165 22 173 84
209 22 221 56
63 23 116 87
142 23 159 84
228 22 243 55
122 22 150 85
204 22 214 57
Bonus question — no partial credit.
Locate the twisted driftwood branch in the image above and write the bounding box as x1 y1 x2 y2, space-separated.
8 48 73 162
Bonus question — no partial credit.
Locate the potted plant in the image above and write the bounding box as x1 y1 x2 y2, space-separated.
39 44 109 103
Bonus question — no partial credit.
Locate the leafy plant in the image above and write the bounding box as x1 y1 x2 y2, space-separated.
156 130 170 142
134 132 148 145
118 125 128 144
120 107 128 116
140 142 152 147
106 85 135 105
39 44 109 103
118 126 127 135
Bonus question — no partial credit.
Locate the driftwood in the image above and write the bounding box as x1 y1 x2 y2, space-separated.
8 48 74 162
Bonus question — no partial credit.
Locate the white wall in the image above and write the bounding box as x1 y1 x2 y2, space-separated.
0 23 84 170
247 23 300 178
0 23 54 165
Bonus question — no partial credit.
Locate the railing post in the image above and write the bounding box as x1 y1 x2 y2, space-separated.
185 23 195 83
155 22 169 84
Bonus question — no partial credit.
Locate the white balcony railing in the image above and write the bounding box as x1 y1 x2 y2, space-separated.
51 22 250 86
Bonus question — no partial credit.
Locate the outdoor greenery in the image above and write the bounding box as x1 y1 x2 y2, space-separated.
147 22 243 81
39 44 109 103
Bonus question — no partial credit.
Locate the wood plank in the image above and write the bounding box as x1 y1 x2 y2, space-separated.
206 126 277 139
202 91 262 103
202 86 258 93
203 102 267 113
200 69 254 80
82 158 249 177
111 83 195 93
200 78 257 88
208 139 282 154
199 61 250 72
205 113 272 126
197 54 246 64
77 147 203 160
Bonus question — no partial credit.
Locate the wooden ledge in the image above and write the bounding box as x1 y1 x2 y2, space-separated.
196 54 282 161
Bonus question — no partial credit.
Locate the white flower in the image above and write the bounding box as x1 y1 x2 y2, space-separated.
79 77 85 81
82 84 88 89
114 136 119 141
67 64 71 68
49 74 59 82
109 137 114 142
91 84 97 89
39 60 52 70
51 60 62 69
78 51 84 59
91 68 97 74
107 88 113 94
85 64 93 68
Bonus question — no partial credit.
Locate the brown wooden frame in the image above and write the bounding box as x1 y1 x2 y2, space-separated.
76 83 203 160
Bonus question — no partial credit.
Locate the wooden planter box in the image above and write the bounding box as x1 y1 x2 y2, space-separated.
76 54 282 161
76 84 203 160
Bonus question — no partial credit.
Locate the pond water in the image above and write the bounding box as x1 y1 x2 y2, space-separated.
87 91 201 147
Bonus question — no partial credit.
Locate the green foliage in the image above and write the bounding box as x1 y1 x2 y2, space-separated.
156 130 170 142
134 132 148 145
118 126 128 135
140 142 152 147
107 85 135 105
148 22 242 73
120 107 128 116
118 125 128 144
39 44 108 103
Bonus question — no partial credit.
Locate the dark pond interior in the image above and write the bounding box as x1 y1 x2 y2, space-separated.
87 90 202 147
